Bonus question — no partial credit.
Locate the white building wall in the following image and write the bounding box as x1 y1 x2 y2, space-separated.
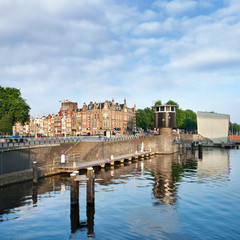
197 112 230 144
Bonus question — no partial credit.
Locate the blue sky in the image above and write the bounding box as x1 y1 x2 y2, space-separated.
1 0 240 123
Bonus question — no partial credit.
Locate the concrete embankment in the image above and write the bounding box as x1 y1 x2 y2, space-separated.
0 129 178 187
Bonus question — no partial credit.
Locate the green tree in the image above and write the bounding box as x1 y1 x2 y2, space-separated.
0 86 30 134
182 109 197 131
176 108 186 128
154 100 162 106
165 100 179 107
136 107 154 130
0 114 13 134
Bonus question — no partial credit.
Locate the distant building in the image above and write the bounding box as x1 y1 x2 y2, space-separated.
13 99 134 137
197 111 230 144
60 100 78 112
153 105 177 131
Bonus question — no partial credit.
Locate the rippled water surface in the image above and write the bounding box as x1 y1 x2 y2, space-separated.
1 148 240 239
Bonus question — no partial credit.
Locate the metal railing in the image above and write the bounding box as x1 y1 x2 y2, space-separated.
0 135 139 149
53 153 82 165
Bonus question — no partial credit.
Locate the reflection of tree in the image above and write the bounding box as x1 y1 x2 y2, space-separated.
172 158 198 182
152 154 197 205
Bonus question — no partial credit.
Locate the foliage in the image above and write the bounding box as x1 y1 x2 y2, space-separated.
229 122 240 134
0 114 13 134
181 109 197 131
136 99 198 131
154 100 162 106
136 107 154 130
0 86 30 133
165 100 179 107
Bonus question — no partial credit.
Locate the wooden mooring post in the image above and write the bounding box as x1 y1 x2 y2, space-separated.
69 168 96 234
87 167 95 204
198 144 203 159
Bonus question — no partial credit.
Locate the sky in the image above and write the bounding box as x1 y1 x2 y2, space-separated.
1 0 240 123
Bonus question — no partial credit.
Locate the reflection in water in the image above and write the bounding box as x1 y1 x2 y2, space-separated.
32 184 38 206
152 155 177 205
0 148 235 240
70 177 95 238
197 149 230 181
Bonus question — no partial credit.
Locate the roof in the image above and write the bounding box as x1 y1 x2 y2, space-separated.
197 111 230 119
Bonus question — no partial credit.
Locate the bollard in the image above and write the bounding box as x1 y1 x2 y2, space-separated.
87 167 95 204
61 153 66 164
33 161 38 184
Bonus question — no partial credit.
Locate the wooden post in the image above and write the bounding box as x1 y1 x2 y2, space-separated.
87 199 95 236
87 167 95 204
198 144 203 159
70 179 79 205
32 184 38 205
33 161 38 184
191 142 195 154
70 191 79 233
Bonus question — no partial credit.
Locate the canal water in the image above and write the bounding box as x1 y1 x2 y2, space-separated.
0 148 240 239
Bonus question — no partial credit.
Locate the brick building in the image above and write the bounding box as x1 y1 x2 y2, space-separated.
13 99 134 137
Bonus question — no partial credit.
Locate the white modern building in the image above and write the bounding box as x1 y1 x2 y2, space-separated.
197 111 230 144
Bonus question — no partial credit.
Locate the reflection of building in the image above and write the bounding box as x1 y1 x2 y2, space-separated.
153 105 177 132
197 149 230 180
197 111 230 144
152 155 177 205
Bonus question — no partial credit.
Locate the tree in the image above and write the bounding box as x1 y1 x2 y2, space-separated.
136 107 154 130
154 100 162 106
176 108 186 129
182 109 197 131
0 114 13 134
165 100 179 107
0 86 30 134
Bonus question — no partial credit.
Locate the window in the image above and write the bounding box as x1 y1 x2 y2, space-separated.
171 107 175 112
160 106 165 111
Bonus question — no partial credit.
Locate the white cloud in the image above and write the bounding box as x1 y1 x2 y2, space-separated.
153 0 197 16
1 0 240 122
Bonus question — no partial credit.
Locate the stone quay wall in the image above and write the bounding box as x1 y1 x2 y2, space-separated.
83 128 177 162
0 129 177 186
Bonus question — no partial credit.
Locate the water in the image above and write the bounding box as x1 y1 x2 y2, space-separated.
0 148 240 239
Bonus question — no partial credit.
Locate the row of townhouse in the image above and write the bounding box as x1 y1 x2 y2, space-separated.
13 99 135 137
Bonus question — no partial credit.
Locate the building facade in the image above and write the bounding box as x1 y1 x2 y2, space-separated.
13 99 134 137
153 105 177 132
197 111 230 144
